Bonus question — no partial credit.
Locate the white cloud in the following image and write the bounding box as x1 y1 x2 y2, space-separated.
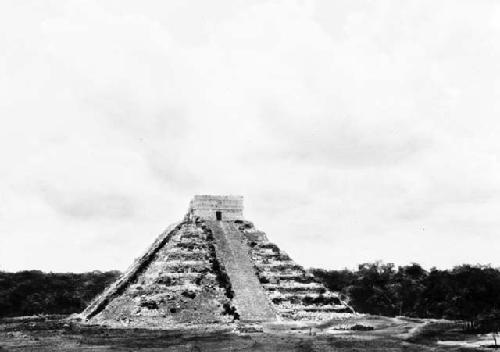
1 0 500 271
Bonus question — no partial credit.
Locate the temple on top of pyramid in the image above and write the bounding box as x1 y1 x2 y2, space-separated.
187 195 244 221
79 195 353 329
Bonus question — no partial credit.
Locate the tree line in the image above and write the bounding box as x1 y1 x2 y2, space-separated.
0 270 120 317
1 263 500 325
313 261 500 325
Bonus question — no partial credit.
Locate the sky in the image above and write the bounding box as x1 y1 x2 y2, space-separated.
1 0 500 272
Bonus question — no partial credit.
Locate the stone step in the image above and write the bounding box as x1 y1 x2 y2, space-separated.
207 221 277 322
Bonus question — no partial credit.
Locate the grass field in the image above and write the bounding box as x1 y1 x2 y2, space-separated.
0 315 495 351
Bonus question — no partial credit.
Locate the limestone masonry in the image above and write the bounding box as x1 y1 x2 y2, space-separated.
80 195 353 328
187 195 244 221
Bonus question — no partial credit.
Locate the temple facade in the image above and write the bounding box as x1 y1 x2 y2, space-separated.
187 195 244 221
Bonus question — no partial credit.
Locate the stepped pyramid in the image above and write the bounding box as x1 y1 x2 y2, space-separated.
80 195 353 328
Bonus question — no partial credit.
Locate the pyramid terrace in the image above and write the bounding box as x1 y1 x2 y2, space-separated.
79 195 353 329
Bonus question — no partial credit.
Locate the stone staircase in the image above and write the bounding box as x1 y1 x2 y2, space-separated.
234 220 355 320
206 221 277 322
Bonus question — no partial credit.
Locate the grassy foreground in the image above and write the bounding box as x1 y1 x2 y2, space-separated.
0 315 495 351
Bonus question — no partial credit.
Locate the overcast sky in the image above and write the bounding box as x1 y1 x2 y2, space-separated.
1 0 500 272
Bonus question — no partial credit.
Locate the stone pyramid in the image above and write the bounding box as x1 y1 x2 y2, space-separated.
80 195 353 328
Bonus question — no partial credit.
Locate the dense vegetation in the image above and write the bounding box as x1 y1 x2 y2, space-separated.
0 270 120 317
1 263 500 326
313 261 500 325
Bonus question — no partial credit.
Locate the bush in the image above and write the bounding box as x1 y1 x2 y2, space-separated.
0 270 120 317
312 262 500 325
